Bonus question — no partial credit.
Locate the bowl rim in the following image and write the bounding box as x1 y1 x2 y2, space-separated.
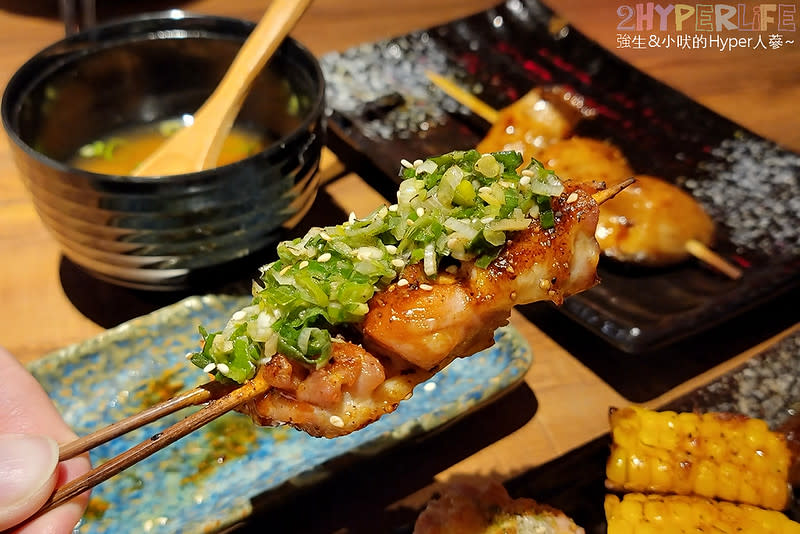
1 9 326 185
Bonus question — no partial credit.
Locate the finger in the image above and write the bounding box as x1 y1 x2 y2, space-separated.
10 454 93 534
0 348 80 443
0 434 59 531
0 349 92 532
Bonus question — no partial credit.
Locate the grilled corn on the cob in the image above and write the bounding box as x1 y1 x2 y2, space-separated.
606 405 794 510
604 493 800 534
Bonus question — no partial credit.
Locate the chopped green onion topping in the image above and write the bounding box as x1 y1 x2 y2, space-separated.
189 150 565 383
77 138 125 160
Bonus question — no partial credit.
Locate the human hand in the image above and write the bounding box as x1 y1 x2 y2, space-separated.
0 347 91 533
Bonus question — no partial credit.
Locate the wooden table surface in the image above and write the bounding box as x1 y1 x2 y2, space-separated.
0 0 798 530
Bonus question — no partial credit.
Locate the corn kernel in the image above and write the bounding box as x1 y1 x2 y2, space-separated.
618 495 643 523
649 455 672 493
606 450 627 486
627 452 650 487
717 462 739 502
762 475 789 511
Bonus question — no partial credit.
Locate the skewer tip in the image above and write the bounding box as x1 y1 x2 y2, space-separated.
591 177 635 205
685 239 743 280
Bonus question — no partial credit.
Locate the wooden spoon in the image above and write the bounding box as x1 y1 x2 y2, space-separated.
133 0 313 177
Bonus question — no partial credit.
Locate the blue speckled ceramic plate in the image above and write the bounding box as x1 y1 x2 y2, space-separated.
27 295 532 534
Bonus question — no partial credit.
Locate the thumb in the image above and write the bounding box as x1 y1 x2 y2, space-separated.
0 433 59 531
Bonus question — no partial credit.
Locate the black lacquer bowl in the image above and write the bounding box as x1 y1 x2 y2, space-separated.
319 0 799 354
2 11 325 290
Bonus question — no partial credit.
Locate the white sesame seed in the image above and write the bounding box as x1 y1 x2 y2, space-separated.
397 278 409 287
566 192 579 204
320 231 332 241
279 265 291 275
478 186 492 194
329 415 345 428
216 363 230 374
521 169 535 177
391 258 405 268
299 260 309 269
203 363 217 373
388 204 398 212
423 382 437 392
419 283 433 291
318 252 332 262
185 352 193 360
416 207 425 217
519 175 531 186
400 158 414 169
445 265 458 274
385 244 397 254
231 310 246 321
406 219 415 226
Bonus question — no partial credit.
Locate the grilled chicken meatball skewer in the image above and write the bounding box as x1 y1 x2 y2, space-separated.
426 73 742 278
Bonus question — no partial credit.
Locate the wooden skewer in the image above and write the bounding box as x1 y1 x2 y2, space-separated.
58 380 234 462
426 71 744 280
685 238 743 279
426 70 499 124
29 371 270 523
592 178 635 205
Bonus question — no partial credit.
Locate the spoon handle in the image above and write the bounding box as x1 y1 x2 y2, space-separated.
196 0 314 158
133 0 313 176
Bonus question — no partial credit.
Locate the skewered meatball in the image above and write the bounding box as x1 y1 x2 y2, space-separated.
538 136 634 186
595 174 714 266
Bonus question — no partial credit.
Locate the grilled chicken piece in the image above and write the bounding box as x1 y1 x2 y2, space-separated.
363 181 600 371
239 339 431 437
239 182 602 437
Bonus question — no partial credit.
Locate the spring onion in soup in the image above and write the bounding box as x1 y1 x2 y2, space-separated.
69 118 269 175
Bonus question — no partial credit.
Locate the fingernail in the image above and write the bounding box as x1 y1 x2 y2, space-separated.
0 434 59 509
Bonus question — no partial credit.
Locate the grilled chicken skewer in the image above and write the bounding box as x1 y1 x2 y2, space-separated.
40 152 626 523
427 73 742 279
240 179 607 437
195 151 624 438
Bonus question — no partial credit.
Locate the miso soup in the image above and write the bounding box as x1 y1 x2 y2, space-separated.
69 118 270 175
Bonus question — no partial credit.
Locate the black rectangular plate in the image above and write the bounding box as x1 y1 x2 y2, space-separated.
501 330 800 532
234 331 799 533
320 0 800 362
